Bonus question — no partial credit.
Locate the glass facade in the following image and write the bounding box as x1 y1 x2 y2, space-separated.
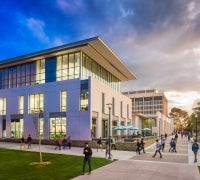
133 96 163 115
29 94 44 113
81 52 120 91
0 97 6 115
49 117 66 139
0 51 120 92
56 51 80 81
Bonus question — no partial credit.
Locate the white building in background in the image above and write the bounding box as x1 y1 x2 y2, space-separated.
0 37 136 141
124 90 173 136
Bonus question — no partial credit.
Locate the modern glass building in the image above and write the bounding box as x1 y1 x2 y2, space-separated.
0 37 136 140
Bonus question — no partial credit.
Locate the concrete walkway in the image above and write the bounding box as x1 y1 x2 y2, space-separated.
0 137 199 180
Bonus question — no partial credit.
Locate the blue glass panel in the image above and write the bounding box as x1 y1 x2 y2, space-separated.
45 57 56 82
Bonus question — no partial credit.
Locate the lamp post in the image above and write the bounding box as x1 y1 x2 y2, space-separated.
106 103 112 160
195 114 198 141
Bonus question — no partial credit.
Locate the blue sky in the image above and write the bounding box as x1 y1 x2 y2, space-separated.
0 0 200 113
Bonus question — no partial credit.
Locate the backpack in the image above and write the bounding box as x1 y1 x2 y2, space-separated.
170 141 175 147
192 143 199 150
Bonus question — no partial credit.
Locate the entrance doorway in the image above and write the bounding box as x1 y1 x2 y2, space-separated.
11 119 24 138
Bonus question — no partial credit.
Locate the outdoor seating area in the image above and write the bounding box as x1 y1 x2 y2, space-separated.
113 125 152 142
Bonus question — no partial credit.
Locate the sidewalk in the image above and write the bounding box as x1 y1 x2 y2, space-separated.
0 137 199 180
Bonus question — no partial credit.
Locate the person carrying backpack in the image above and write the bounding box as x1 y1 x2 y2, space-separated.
192 140 199 163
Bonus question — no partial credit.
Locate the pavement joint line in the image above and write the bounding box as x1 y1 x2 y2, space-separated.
142 152 188 156
127 159 198 166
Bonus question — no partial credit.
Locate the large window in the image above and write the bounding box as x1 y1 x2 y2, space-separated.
0 97 6 115
57 52 80 81
50 117 66 139
19 96 24 114
60 91 67 112
29 94 44 113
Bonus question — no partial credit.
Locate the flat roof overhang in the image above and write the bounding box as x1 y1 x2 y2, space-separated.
0 37 136 81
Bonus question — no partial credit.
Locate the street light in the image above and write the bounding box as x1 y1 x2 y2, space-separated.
195 114 198 142
106 103 112 160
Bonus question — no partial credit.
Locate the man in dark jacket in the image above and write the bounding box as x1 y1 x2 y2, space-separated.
82 142 92 175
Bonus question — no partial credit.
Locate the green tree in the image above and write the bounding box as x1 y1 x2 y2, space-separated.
191 101 200 139
169 107 189 132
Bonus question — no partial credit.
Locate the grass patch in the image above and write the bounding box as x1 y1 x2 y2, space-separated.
0 148 112 180
198 166 200 172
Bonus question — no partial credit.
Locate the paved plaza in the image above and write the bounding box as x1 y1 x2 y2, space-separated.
0 136 199 179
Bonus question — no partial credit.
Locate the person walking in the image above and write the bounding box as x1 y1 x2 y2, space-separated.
140 138 145 153
161 135 166 152
27 134 32 149
111 137 117 150
20 136 25 149
169 138 175 152
171 138 177 152
105 139 112 158
97 137 103 152
55 138 62 150
136 139 141 155
192 139 199 163
82 142 92 175
67 136 72 149
62 137 67 149
152 139 162 158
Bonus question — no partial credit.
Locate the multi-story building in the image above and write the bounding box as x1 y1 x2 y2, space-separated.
0 37 136 141
123 89 168 116
123 90 173 135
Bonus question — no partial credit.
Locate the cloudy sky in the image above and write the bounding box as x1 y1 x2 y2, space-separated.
0 0 200 113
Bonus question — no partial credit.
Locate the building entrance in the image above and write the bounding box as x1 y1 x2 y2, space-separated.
11 119 24 138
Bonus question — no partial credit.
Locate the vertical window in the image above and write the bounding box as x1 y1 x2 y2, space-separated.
102 93 105 113
112 97 115 115
0 98 6 115
68 53 75 79
36 59 45 84
120 101 123 117
92 118 97 138
19 96 24 114
50 117 66 139
62 55 68 80
60 91 67 112
80 82 88 111
127 104 129 119
38 118 44 139
29 94 44 113
56 56 62 81
74 52 80 78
